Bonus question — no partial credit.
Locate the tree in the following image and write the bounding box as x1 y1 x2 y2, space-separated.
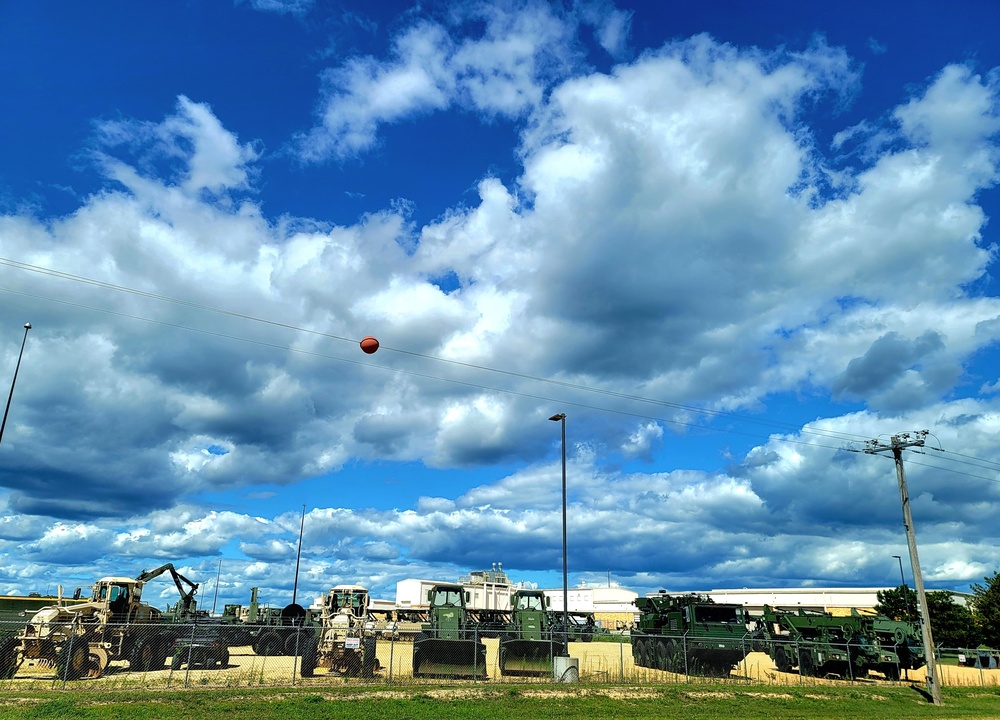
970 571 1000 648
925 591 978 650
875 586 980 649
875 586 916 622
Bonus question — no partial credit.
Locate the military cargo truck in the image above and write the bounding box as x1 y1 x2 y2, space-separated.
631 593 751 676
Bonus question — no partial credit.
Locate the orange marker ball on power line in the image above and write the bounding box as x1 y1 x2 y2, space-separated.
360 336 379 354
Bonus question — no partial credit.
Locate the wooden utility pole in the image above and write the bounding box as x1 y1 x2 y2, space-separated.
865 431 941 706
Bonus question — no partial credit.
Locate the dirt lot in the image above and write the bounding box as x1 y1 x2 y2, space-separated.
7 639 1000 689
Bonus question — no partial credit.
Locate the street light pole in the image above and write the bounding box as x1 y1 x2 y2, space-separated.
549 412 568 655
0 323 31 446
892 554 909 619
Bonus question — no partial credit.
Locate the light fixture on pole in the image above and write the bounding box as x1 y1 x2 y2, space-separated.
0 323 32 446
549 412 568 655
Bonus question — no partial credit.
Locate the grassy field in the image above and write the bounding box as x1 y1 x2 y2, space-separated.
2 684 1000 720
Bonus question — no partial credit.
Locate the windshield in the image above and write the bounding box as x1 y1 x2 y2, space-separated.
694 605 744 624
431 589 463 607
516 595 543 611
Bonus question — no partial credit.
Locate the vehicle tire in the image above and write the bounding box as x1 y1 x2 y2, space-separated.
654 640 668 671
131 640 156 672
256 632 283 656
152 640 170 670
665 640 683 673
284 632 308 657
882 664 900 681
299 637 318 678
774 645 792 673
631 637 646 668
0 637 19 679
217 648 230 669
171 653 183 671
56 642 89 681
361 637 377 678
798 648 816 677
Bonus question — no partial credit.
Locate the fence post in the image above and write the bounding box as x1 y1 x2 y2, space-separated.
682 631 689 682
291 625 301 686
741 634 747 685
388 634 395 684
183 621 196 688
61 631 74 688
796 640 802 685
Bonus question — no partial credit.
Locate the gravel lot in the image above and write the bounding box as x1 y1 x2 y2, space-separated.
6 639 999 689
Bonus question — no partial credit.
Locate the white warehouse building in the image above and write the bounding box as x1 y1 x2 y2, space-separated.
542 586 638 629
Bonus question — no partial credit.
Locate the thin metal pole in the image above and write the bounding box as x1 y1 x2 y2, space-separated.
561 415 568 650
292 504 306 605
0 323 31 446
211 559 222 615
549 412 568 655
892 554 909 620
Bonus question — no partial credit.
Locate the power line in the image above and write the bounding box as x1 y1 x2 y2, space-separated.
5 257 1000 478
0 257 875 445
0 284 858 458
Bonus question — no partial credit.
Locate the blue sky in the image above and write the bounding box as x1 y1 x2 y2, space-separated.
2 0 1000 611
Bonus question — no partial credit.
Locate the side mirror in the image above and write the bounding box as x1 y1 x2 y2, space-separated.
427 590 434 603
545 597 551 607
73 588 82 600
465 591 470 603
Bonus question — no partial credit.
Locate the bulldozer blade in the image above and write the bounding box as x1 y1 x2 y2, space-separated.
499 639 563 677
412 638 487 679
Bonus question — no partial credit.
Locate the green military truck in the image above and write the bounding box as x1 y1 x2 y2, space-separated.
412 583 487 679
759 605 925 680
499 589 565 676
631 593 752 676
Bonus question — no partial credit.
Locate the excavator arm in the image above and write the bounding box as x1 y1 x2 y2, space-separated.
135 563 200 616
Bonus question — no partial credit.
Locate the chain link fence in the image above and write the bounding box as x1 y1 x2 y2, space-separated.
2 620 998 691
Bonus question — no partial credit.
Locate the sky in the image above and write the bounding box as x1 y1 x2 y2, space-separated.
2 0 1000 612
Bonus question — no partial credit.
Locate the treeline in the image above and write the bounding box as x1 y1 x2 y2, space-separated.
874 571 1000 649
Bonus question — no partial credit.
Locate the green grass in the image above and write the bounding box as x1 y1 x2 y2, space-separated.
2 684 1000 720
590 632 630 644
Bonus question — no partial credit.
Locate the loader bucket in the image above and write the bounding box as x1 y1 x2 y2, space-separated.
412 637 487 679
499 638 565 677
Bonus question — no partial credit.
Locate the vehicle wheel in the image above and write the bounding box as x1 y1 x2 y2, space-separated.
882 664 900 681
630 637 644 667
284 632 309 657
361 637 377 678
300 637 318 678
653 640 668 671
56 642 89 681
0 637 20 679
171 653 183 671
217 648 230 668
798 649 816 676
774 645 792 673
152 640 169 670
256 632 284 656
131 641 156 672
